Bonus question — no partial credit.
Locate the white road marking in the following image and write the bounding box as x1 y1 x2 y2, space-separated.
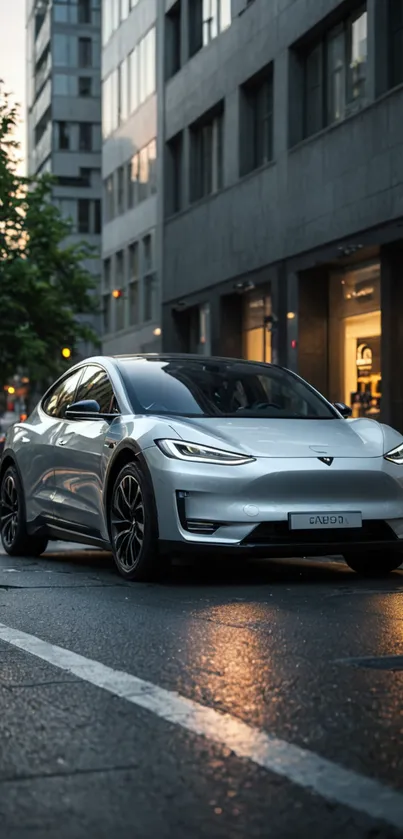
0 622 402 830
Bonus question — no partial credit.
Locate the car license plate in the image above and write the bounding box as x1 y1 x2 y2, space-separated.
289 512 362 530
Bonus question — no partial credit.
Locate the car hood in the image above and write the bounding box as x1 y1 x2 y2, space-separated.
169 416 391 459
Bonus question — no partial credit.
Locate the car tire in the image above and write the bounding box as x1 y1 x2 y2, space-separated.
109 461 163 582
343 551 403 577
0 465 48 557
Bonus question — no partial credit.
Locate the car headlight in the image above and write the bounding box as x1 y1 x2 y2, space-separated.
155 439 255 465
384 443 403 464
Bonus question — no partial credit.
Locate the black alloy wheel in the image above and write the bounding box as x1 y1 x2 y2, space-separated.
1 471 19 550
110 462 161 581
0 466 48 557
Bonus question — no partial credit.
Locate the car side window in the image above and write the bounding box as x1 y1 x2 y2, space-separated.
75 365 119 414
42 369 84 419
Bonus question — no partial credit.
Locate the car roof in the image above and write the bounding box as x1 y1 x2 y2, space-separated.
88 353 278 369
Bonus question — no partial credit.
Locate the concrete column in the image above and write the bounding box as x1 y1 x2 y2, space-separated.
182 127 191 207
285 271 299 373
381 244 403 431
373 0 389 98
296 266 329 394
270 263 288 368
365 0 377 103
155 0 165 336
181 0 189 64
219 293 243 358
223 90 239 187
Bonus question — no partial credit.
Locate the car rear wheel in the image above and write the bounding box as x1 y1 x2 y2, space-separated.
343 551 403 577
109 462 162 582
0 466 48 557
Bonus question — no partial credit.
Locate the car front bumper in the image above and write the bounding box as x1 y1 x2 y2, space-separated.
144 446 403 555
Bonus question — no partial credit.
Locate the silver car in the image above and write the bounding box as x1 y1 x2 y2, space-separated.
1 354 403 581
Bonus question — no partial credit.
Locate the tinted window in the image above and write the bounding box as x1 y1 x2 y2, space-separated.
117 359 337 419
75 365 118 413
42 369 83 418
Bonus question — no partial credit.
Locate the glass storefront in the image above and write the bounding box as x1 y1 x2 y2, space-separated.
242 289 272 363
329 262 381 418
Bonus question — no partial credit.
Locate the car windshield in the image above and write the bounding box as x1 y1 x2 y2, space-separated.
117 358 337 419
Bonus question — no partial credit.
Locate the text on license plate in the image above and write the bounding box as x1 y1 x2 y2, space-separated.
289 512 362 530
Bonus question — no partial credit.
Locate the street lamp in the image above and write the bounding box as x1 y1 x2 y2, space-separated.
61 347 72 359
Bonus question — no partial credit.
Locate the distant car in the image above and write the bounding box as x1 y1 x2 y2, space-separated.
1 354 403 581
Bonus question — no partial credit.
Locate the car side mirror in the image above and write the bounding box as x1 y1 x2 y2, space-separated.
333 402 352 419
65 399 101 419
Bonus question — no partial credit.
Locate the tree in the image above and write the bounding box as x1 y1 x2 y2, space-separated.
0 84 100 398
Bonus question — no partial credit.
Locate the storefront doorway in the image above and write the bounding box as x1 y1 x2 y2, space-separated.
242 289 272 363
329 262 381 418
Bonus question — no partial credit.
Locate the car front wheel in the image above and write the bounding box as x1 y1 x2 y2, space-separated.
343 551 402 577
109 462 162 582
0 466 48 557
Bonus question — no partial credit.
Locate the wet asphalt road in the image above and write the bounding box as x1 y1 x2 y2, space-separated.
0 544 402 839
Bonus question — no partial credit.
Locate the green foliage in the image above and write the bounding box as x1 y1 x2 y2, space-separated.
0 84 100 388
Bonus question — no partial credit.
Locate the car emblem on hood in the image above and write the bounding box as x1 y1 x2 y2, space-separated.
319 457 334 466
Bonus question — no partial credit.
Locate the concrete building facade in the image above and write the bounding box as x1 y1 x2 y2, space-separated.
26 0 102 348
101 0 161 354
161 0 403 431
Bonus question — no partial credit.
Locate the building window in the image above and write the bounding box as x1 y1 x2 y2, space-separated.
143 234 153 274
53 33 77 67
129 242 139 279
103 293 112 333
328 264 381 417
129 153 139 207
104 175 114 221
102 0 113 46
56 121 71 150
240 67 273 176
389 0 403 89
189 0 232 56
128 242 139 325
78 37 92 68
103 257 111 291
54 74 76 96
94 199 101 234
102 70 118 137
190 107 224 202
143 234 157 323
165 1 181 79
302 5 367 139
78 0 91 24
148 139 157 195
129 281 139 325
118 58 129 123
121 0 130 22
139 28 156 103
203 0 219 45
78 199 90 234
79 123 92 150
166 132 183 215
115 251 125 331
242 289 272 364
144 275 156 322
139 147 149 201
128 48 139 113
116 166 124 214
78 76 92 97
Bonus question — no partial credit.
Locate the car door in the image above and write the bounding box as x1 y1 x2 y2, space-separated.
52 364 120 541
14 368 84 527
